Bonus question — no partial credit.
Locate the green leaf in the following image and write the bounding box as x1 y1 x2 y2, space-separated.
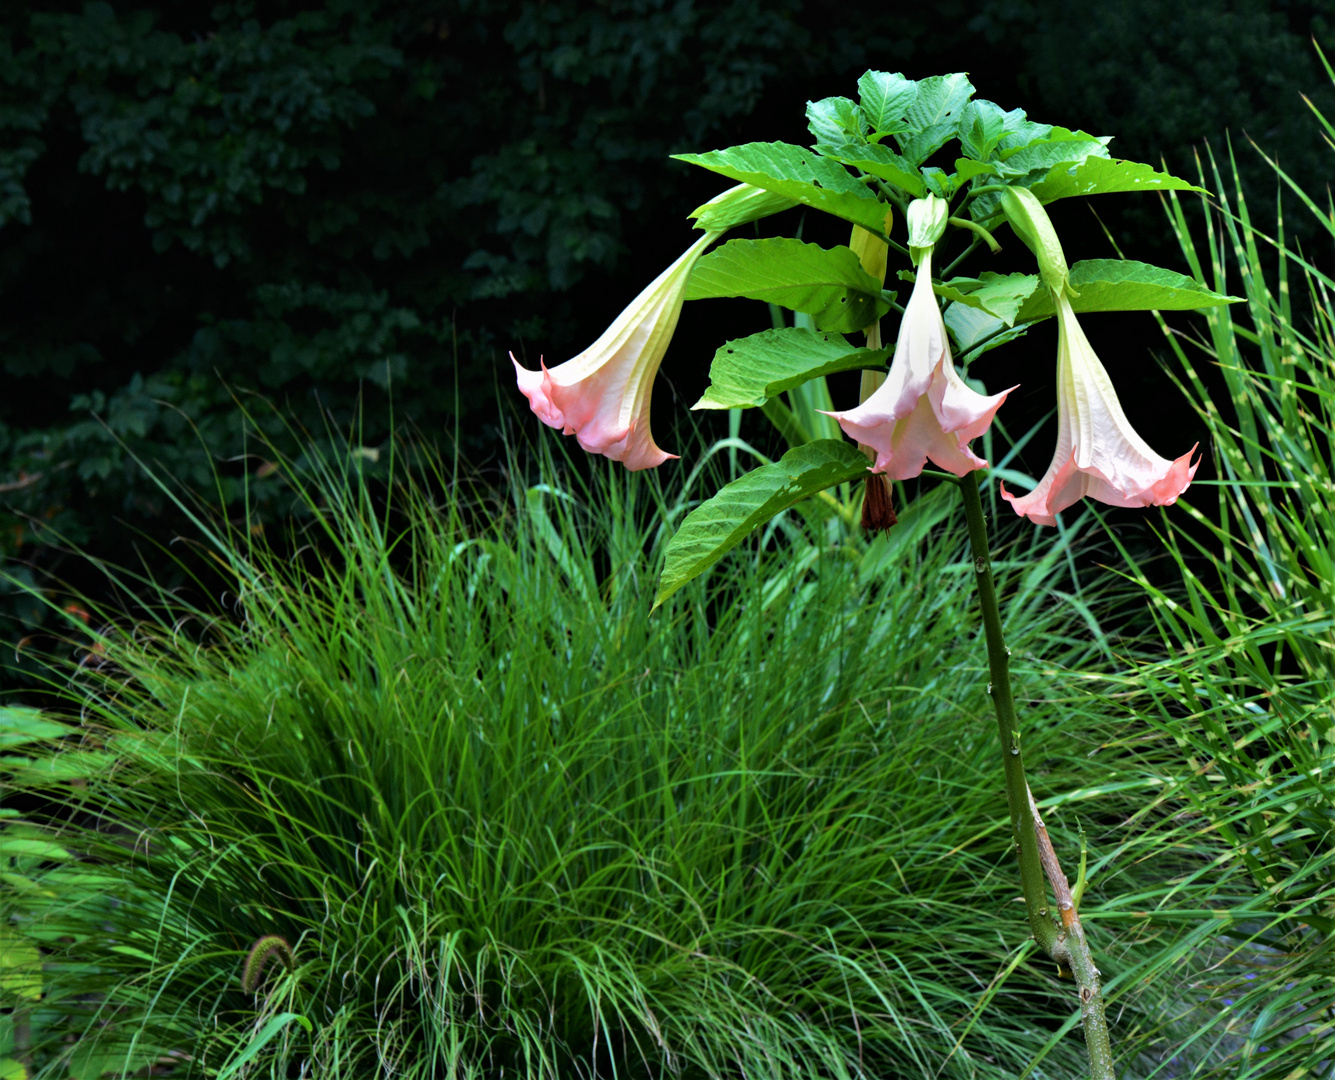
672 142 892 234
958 99 1009 161
806 96 867 148
994 136 1111 180
688 184 799 232
944 304 1031 360
921 167 950 199
1 835 73 862
997 118 1054 153
686 238 891 333
954 159 1000 185
899 73 974 164
857 71 918 136
0 928 42 1002
654 440 869 608
0 1059 27 1080
0 751 115 782
694 327 892 410
826 143 925 197
1028 157 1206 204
1014 259 1242 321
942 272 1041 326
897 270 1040 326
0 708 68 749
217 1013 313 1080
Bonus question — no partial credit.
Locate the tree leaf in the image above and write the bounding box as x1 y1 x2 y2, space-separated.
824 142 926 197
958 99 1009 161
858 71 918 136
672 142 893 234
1014 259 1242 321
686 238 891 333
897 270 1040 326
903 72 975 133
994 136 1111 179
943 272 1041 326
899 73 974 164
0 927 42 1002
954 159 1000 185
944 304 1031 360
654 440 869 608
1028 157 1206 204
806 96 867 148
688 184 799 232
694 327 892 410
921 167 950 199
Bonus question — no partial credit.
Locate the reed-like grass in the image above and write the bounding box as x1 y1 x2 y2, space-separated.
1 417 1245 1080
1096 73 1335 1077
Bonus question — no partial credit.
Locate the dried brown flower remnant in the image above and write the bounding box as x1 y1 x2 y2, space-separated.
861 473 898 533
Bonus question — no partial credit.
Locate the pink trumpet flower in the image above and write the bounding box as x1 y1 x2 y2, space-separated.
823 248 1013 480
1002 294 1199 525
513 231 720 471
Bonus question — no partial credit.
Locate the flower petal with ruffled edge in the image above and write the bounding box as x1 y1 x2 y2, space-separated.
1002 293 1199 526
822 249 1014 479
513 231 719 471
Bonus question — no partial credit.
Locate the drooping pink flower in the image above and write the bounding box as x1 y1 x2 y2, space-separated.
513 231 719 471
823 247 1014 480
1002 293 1199 526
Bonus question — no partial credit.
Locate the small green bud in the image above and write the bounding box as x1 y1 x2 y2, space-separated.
999 187 1070 293
906 194 949 265
688 183 799 232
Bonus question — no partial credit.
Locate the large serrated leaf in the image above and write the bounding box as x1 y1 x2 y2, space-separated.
1028 157 1206 204
825 142 925 197
899 73 974 164
994 137 1111 180
806 96 867 148
943 272 1041 326
858 71 918 135
672 142 892 234
654 440 869 608
958 100 1009 161
903 73 975 133
686 238 891 333
1014 259 1242 322
694 328 892 410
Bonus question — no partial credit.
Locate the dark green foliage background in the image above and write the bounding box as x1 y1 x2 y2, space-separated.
2 0 1333 668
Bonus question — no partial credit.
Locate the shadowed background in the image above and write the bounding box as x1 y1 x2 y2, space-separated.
2 0 1333 675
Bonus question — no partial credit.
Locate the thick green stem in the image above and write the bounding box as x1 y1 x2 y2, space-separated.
1028 788 1115 1080
957 470 1114 1080
958 471 1057 952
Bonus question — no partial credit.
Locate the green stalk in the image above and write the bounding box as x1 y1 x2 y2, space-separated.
957 470 1114 1080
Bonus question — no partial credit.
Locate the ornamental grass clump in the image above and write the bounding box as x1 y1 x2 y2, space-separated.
2 428 1243 1079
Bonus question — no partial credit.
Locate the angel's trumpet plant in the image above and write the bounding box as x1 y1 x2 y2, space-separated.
513 230 720 470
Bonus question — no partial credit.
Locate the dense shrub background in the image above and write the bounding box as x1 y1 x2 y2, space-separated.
2 0 1334 674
